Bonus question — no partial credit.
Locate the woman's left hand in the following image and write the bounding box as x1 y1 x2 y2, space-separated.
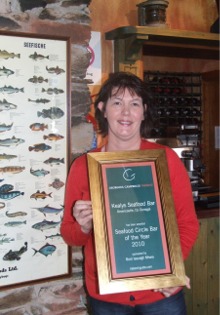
154 276 191 298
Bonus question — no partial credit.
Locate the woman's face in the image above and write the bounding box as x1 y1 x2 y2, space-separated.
98 88 145 145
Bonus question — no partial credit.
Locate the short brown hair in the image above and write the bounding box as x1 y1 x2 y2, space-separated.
94 72 156 138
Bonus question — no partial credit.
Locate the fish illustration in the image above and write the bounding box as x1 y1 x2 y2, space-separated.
42 88 64 95
0 184 14 192
0 66 14 77
3 242 28 261
30 190 52 200
0 166 25 174
4 220 26 227
45 233 61 240
0 99 17 111
46 66 65 75
29 123 48 131
32 243 56 257
0 50 20 60
0 153 17 161
43 133 64 141
29 52 49 61
0 136 25 147
49 178 64 190
44 157 64 166
37 107 64 119
29 143 51 152
0 190 24 200
5 210 27 218
0 236 15 245
0 17 19 30
0 201 5 209
30 167 50 177
28 98 50 104
28 76 48 84
32 218 61 231
0 123 13 132
33 205 63 216
0 85 24 94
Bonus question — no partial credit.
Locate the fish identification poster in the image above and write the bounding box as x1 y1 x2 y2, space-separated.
0 32 71 289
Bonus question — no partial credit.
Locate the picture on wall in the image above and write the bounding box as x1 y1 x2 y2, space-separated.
0 31 71 289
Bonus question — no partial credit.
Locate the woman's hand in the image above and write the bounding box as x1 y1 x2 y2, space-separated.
73 200 93 234
154 276 191 298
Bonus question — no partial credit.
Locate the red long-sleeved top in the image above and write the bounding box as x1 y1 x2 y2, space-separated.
60 139 199 306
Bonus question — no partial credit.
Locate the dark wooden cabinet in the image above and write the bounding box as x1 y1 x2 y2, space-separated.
202 70 219 189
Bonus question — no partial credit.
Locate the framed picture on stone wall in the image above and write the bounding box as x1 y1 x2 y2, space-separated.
87 149 186 294
0 31 72 289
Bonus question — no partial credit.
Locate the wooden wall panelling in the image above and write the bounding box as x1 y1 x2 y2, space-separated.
184 247 194 314
194 219 208 314
184 218 208 315
207 217 219 314
184 217 219 315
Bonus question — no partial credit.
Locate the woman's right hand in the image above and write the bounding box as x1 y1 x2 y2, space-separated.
73 200 93 234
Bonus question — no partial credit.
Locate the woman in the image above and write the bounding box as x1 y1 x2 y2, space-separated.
61 72 199 315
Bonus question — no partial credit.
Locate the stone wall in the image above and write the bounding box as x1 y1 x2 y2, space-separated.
0 1 93 314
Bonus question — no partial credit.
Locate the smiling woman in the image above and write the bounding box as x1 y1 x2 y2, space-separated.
61 72 199 315
94 72 155 148
99 88 144 147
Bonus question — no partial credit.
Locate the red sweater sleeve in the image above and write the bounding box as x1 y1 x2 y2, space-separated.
165 148 199 260
60 154 92 246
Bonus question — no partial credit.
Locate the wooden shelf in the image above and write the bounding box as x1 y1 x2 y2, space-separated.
105 26 219 61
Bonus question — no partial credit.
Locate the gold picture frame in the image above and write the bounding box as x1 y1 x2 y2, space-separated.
87 149 186 294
